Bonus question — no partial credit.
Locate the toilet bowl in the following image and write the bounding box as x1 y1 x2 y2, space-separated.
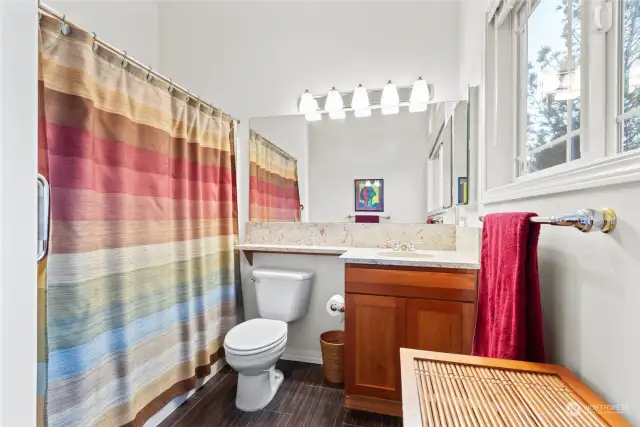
224 318 287 411
223 268 313 411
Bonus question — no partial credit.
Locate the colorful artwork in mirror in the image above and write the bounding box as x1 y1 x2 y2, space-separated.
354 179 384 212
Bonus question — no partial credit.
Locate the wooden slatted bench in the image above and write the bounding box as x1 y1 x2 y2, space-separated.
400 348 631 426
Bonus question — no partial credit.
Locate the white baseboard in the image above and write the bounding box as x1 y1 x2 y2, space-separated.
281 348 323 364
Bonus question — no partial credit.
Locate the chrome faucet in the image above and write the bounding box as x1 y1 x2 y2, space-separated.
386 240 416 252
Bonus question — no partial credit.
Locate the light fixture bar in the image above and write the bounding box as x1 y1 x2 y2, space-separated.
298 82 436 121
306 85 435 113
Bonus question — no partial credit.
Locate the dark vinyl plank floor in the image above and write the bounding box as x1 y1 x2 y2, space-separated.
159 360 402 427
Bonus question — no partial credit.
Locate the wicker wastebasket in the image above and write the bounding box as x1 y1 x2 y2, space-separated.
319 330 345 383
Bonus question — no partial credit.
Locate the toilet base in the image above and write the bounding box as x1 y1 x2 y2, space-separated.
235 366 284 411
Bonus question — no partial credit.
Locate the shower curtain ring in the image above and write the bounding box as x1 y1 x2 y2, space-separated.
121 51 129 68
185 90 191 104
167 79 174 93
146 66 153 82
60 14 71 35
38 12 42 22
91 32 99 52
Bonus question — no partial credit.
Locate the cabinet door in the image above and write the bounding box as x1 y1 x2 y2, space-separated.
406 299 475 355
345 294 405 401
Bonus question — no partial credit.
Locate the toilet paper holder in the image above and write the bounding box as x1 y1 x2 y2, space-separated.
329 303 345 313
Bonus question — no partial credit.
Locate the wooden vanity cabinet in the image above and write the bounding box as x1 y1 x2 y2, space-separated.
344 264 478 417
405 298 475 354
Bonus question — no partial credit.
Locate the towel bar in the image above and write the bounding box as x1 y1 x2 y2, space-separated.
347 214 391 219
479 208 617 233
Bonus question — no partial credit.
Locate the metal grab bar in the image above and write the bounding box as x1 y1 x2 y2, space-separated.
479 208 617 233
37 174 50 263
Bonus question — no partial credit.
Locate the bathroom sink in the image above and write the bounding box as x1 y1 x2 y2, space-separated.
377 251 433 259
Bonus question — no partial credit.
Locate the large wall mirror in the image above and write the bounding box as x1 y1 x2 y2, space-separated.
426 85 479 219
250 102 445 224
248 87 478 224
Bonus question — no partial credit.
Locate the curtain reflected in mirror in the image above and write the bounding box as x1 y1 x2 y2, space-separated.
249 94 476 224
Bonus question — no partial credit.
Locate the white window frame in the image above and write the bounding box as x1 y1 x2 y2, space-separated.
481 0 640 205
607 0 640 154
515 0 582 176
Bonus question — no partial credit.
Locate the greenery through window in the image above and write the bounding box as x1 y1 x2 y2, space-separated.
524 0 581 174
621 0 640 152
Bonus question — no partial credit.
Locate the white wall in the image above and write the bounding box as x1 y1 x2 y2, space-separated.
156 0 461 236
158 1 461 118
459 0 639 423
1 0 38 424
489 187 640 424
245 254 345 363
458 0 486 90
250 115 309 221
308 109 430 223
46 1 160 68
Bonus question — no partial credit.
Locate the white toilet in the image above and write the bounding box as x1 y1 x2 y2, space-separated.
223 268 313 411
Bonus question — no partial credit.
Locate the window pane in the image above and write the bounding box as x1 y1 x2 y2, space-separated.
622 0 640 152
526 0 581 171
527 142 567 173
623 116 640 151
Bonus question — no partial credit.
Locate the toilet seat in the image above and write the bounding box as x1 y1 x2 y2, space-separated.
224 318 287 356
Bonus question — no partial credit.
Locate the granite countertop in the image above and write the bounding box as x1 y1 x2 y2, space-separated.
235 244 479 269
339 247 480 270
235 243 349 255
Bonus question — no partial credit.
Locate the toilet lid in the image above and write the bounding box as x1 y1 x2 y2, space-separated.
224 318 287 355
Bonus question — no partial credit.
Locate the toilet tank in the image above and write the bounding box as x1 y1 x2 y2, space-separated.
252 268 314 322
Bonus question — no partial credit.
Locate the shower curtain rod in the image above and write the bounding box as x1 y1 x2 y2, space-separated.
38 2 241 125
250 130 297 161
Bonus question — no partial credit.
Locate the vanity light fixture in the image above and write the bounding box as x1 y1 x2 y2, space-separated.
324 87 343 112
554 66 580 101
329 110 346 120
299 79 435 118
355 108 371 118
351 84 370 110
409 103 428 113
303 97 321 122
410 77 430 104
298 89 316 114
409 77 429 113
382 105 399 115
539 67 561 95
539 59 579 101
352 84 371 118
630 59 640 89
305 111 322 122
381 80 400 115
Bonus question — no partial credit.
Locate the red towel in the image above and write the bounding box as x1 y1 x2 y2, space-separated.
354 215 380 223
472 212 546 362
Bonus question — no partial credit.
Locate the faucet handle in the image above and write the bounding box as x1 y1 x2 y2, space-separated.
386 239 400 251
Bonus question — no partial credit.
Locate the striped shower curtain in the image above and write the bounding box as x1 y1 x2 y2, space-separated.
249 130 301 221
37 14 239 427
